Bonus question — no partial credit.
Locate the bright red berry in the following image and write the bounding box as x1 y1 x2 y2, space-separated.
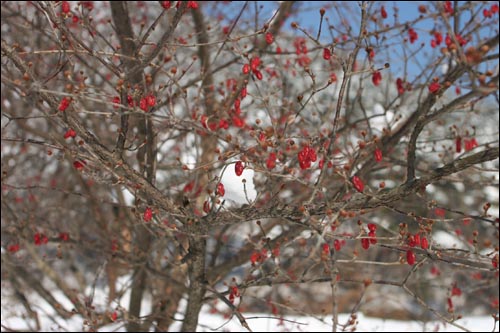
73 160 86 170
428 81 440 94
250 57 261 71
112 96 121 109
143 207 153 222
374 148 383 162
64 128 77 139
266 152 277 170
216 183 225 196
361 238 370 250
322 243 330 256
254 70 263 80
235 161 244 176
146 94 156 107
242 64 250 74
408 28 418 44
381 6 387 18
61 1 70 14
265 32 274 44
406 250 416 265
352 176 364 193
58 97 71 111
421 236 429 250
372 71 382 86
323 48 331 60
139 98 148 111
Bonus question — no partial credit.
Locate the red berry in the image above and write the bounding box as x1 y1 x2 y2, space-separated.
146 94 156 107
143 207 153 222
64 128 77 139
235 161 244 176
73 160 86 170
216 183 225 196
413 233 421 247
34 233 49 246
381 6 387 19
8 244 20 253
361 238 370 250
352 176 364 193
368 231 377 244
421 237 429 249
451 284 462 296
322 243 330 256
444 1 453 14
61 1 70 14
58 97 71 111
112 96 121 109
428 81 440 94
372 71 382 86
323 48 331 60
139 98 148 111
408 28 418 44
374 148 383 162
254 70 263 80
406 250 416 265
187 1 198 9
266 152 277 170
265 32 274 44
242 64 250 74
250 57 261 71
203 200 211 213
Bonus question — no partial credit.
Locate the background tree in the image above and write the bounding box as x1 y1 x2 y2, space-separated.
1 1 499 332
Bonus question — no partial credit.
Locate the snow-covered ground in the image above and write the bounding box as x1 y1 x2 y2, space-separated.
2 284 498 332
2 308 498 332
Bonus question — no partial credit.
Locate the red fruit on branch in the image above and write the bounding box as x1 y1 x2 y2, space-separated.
265 32 274 44
372 71 382 86
374 148 383 162
407 250 416 265
381 6 388 19
61 1 70 14
64 128 77 139
216 182 225 196
408 28 418 44
323 48 331 60
352 176 364 193
428 81 440 94
235 161 244 176
73 160 86 170
266 152 277 170
143 207 153 222
250 57 261 71
361 238 370 250
421 236 429 249
146 94 156 107
8 244 20 253
58 97 71 111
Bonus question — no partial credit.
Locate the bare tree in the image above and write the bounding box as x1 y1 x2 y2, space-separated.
1 1 499 332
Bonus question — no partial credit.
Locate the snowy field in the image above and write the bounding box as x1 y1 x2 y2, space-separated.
2 288 498 332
